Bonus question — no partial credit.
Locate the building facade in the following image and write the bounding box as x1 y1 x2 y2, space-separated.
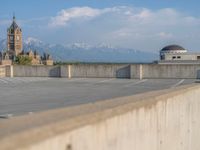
158 44 200 64
7 16 23 57
0 16 53 66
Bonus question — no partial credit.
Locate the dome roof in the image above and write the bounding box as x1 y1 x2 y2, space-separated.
161 45 186 51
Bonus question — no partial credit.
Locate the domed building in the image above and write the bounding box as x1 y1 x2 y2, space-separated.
160 45 187 60
159 44 200 63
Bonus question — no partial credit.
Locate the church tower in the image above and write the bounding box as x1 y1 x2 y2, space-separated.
7 15 22 57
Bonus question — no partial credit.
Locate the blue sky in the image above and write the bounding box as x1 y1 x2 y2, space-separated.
0 0 200 52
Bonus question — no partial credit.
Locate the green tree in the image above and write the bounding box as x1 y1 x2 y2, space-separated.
15 56 32 65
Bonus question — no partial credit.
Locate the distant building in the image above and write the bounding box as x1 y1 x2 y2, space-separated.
0 15 53 65
159 44 200 64
7 15 23 57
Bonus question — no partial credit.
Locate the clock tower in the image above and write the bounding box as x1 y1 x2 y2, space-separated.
7 15 22 58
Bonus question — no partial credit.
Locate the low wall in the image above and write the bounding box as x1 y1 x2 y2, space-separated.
70 64 130 78
60 65 69 78
13 64 131 78
10 64 200 79
64 64 200 79
0 84 200 150
139 64 200 79
13 65 61 77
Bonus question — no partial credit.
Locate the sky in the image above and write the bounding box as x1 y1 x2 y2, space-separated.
0 0 200 52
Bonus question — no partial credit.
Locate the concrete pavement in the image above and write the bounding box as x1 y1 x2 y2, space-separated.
0 77 196 118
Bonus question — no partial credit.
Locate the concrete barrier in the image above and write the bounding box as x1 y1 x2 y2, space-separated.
139 64 200 79
130 64 200 79
13 65 61 77
13 64 131 78
0 84 200 150
130 64 141 79
60 65 69 78
70 64 131 78
8 64 200 79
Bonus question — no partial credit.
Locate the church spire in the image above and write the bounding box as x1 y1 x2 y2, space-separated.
9 13 19 30
13 13 16 22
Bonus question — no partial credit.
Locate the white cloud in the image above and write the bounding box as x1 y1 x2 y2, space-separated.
49 7 113 27
32 6 200 51
136 8 153 19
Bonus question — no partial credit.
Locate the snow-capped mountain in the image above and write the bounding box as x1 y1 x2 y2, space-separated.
23 37 50 52
24 37 44 46
66 43 92 50
96 43 115 49
0 37 158 62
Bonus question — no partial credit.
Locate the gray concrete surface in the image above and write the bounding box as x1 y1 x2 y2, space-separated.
0 77 196 117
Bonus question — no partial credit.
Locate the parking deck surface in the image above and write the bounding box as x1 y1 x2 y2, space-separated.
0 77 196 118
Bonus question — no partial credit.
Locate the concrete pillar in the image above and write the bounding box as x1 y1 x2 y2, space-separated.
139 64 143 80
68 65 72 79
10 65 14 78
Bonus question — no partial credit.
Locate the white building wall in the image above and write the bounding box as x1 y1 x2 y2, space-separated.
163 53 200 61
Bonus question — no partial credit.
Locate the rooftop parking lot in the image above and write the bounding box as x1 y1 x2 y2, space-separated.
0 77 196 118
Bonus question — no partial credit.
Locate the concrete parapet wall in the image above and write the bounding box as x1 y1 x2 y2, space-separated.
13 65 61 77
140 64 200 79
60 65 69 78
12 64 131 78
70 64 131 78
0 84 200 150
8 63 200 79
130 64 141 79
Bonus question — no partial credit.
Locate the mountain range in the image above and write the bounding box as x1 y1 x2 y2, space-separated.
0 37 158 63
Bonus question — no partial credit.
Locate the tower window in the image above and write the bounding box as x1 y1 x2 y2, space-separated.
10 36 14 40
197 56 200 60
